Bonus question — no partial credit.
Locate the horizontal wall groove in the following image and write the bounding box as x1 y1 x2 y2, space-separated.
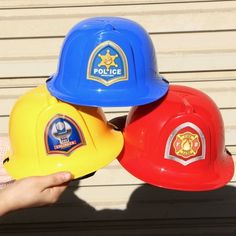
0 29 236 40
151 29 236 35
0 36 64 41
1 0 235 11
172 78 236 83
161 69 236 74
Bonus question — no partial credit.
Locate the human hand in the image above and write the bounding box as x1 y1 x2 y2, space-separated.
0 172 73 216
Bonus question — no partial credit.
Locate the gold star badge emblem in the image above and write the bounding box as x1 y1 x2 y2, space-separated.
98 49 118 71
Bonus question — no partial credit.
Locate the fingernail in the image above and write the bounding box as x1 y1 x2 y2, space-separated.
62 172 73 181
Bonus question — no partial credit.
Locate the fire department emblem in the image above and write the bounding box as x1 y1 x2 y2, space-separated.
87 40 128 86
164 122 206 166
45 114 86 155
173 132 200 158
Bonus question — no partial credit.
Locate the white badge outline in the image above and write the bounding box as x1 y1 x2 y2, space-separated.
164 122 206 166
44 114 86 155
87 40 128 86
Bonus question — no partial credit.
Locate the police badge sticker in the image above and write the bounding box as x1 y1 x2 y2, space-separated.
45 114 86 155
87 40 128 86
164 122 206 166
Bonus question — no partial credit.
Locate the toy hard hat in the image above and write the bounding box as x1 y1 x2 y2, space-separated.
47 17 169 107
118 85 234 191
3 85 123 179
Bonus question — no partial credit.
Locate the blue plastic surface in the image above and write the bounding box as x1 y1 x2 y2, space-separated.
47 17 169 107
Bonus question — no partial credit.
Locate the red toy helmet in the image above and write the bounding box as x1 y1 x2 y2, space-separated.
118 85 234 191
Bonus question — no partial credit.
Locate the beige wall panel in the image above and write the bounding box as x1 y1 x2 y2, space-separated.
0 80 236 116
165 71 236 82
159 52 236 72
0 2 236 38
174 81 236 109
0 0 224 8
1 31 236 59
0 59 56 78
0 117 8 135
1 32 236 76
156 31 236 53
0 87 31 96
0 78 45 88
230 146 236 154
0 51 235 78
0 38 63 58
0 71 235 88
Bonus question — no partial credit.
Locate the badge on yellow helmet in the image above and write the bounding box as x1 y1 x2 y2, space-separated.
45 114 86 155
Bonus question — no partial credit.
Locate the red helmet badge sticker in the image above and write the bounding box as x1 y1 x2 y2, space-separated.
164 122 206 166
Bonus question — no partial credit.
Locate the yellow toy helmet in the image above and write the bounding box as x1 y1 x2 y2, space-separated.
4 85 123 179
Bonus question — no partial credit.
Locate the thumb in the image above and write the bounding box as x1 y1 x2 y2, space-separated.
39 172 74 188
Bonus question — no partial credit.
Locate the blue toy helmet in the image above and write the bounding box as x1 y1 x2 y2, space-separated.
47 17 169 107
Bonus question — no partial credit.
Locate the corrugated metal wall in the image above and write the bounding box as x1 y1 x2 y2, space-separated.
0 0 236 235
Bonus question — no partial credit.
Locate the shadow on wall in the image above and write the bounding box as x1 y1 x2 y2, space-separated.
1 179 236 236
